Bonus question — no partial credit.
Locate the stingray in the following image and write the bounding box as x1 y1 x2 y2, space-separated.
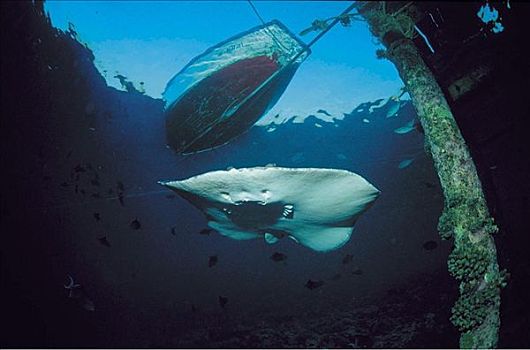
159 167 380 252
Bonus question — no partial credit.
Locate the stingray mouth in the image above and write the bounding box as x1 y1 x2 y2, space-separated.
222 201 294 229
233 199 267 206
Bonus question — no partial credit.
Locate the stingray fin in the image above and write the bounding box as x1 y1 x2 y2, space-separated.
208 223 260 240
264 233 280 244
292 227 354 252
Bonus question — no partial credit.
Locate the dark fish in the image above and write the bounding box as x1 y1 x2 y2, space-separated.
75 184 79 193
93 212 101 221
91 193 100 198
118 192 125 206
61 182 69 187
107 188 114 195
79 189 86 195
43 175 51 181
305 279 324 290
80 296 95 312
66 150 72 159
423 240 438 250
117 181 125 192
74 164 86 173
317 109 331 116
90 179 100 186
171 227 176 235
208 255 218 267
270 252 287 262
342 254 354 265
97 236 111 247
86 163 93 171
218 296 228 308
199 228 213 235
352 268 363 275
130 219 141 230
424 181 435 188
191 304 197 313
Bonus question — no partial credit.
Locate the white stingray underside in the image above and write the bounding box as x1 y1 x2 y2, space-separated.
160 167 380 252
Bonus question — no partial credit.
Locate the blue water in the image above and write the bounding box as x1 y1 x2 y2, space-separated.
3 1 456 347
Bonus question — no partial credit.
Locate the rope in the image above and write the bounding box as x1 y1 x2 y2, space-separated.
305 2 357 50
247 0 267 26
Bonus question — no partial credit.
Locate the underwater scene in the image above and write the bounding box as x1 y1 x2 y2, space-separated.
2 1 529 349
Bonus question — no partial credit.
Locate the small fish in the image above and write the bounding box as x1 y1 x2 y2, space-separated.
424 181 435 188
80 296 95 312
385 100 400 118
93 212 101 221
394 119 415 134
118 192 125 206
191 304 197 313
398 158 414 169
97 236 111 247
199 228 213 235
218 296 228 308
305 279 324 290
362 118 370 123
74 164 86 173
270 252 287 262
317 109 331 116
208 255 218 267
79 189 86 195
117 181 125 192
108 188 114 195
130 219 141 230
90 179 100 186
342 254 354 265
61 182 69 187
66 150 72 159
75 184 79 193
422 240 438 250
171 227 176 235
91 193 101 198
352 268 363 275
